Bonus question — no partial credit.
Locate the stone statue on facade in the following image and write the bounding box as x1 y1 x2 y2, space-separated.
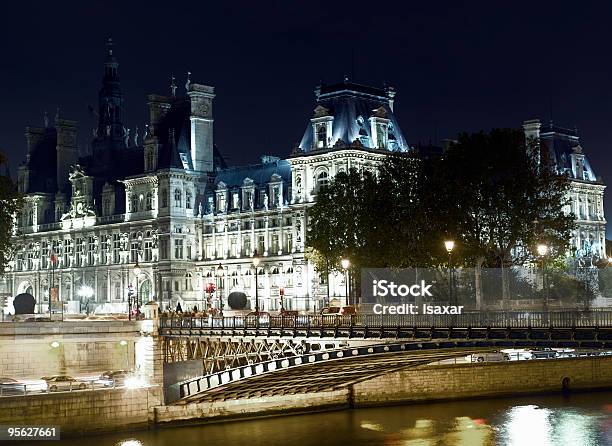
123 127 130 147
133 126 139 145
263 192 268 210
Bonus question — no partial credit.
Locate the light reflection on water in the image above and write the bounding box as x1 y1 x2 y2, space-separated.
24 391 612 446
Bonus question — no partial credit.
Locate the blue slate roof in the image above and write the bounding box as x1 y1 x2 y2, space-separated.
539 123 598 182
299 80 409 153
214 159 291 188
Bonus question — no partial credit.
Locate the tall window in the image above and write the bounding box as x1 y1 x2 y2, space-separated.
146 192 153 210
75 238 83 267
185 190 192 209
174 239 184 259
130 242 140 263
144 241 153 261
161 189 168 208
185 273 193 291
113 234 121 263
103 198 111 216
316 171 329 189
217 192 226 212
232 192 239 209
174 189 182 207
376 123 387 149
87 237 96 266
316 123 327 148
186 244 192 260
160 239 169 260
131 194 138 213
41 242 49 269
101 237 109 264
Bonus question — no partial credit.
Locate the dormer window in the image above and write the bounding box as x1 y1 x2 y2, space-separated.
376 123 388 149
185 189 192 209
316 123 327 148
369 107 390 150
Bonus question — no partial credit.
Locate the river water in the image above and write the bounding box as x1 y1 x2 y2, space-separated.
22 391 612 446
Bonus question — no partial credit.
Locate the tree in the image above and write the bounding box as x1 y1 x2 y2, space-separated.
0 153 21 275
429 129 575 308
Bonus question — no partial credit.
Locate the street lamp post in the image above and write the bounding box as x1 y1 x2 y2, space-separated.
341 258 350 307
252 251 261 314
216 263 224 311
133 262 141 316
77 285 94 315
444 240 455 305
537 244 549 312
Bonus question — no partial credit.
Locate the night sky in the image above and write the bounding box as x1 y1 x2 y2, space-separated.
1 1 611 234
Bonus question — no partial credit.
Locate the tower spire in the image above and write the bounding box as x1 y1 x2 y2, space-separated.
93 38 125 151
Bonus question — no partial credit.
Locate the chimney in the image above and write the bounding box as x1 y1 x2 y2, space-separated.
55 118 78 193
24 127 46 160
187 83 215 173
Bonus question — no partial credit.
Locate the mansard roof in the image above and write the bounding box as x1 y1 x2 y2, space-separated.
539 122 599 182
213 158 291 189
298 80 409 153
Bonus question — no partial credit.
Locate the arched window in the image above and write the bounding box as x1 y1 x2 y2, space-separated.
185 273 193 291
146 192 153 210
185 190 192 209
174 189 182 207
316 171 329 189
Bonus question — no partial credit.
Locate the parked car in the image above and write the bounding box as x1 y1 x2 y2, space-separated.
529 349 558 360
42 375 88 392
469 351 510 363
0 377 24 395
98 370 130 387
320 306 357 316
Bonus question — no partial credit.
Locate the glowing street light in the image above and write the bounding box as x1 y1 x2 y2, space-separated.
537 244 548 257
252 251 261 313
444 240 455 304
537 244 549 311
444 240 455 254
341 258 350 306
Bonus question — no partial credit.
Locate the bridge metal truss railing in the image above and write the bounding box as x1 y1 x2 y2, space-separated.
160 310 612 333
162 336 340 371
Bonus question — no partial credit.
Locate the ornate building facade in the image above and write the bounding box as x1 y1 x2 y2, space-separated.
1 41 606 315
523 120 607 263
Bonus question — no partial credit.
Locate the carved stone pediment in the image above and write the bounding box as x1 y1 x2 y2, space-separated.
313 105 331 118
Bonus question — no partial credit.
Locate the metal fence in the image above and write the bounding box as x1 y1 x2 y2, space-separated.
160 310 612 331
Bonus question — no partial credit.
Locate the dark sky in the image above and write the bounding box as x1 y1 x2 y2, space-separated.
2 1 611 233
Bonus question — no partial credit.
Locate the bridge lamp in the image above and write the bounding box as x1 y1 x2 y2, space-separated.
444 240 455 254
608 257 612 265
252 251 261 313
216 263 225 309
536 244 549 312
133 262 142 314
444 241 455 305
341 258 350 307
537 244 548 257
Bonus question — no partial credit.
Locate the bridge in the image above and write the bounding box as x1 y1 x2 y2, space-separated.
158 311 612 403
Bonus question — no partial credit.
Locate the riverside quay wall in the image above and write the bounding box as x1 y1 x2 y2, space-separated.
155 355 612 426
0 387 162 435
0 320 141 377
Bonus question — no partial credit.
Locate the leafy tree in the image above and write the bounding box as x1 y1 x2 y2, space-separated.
0 153 21 275
429 129 575 307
